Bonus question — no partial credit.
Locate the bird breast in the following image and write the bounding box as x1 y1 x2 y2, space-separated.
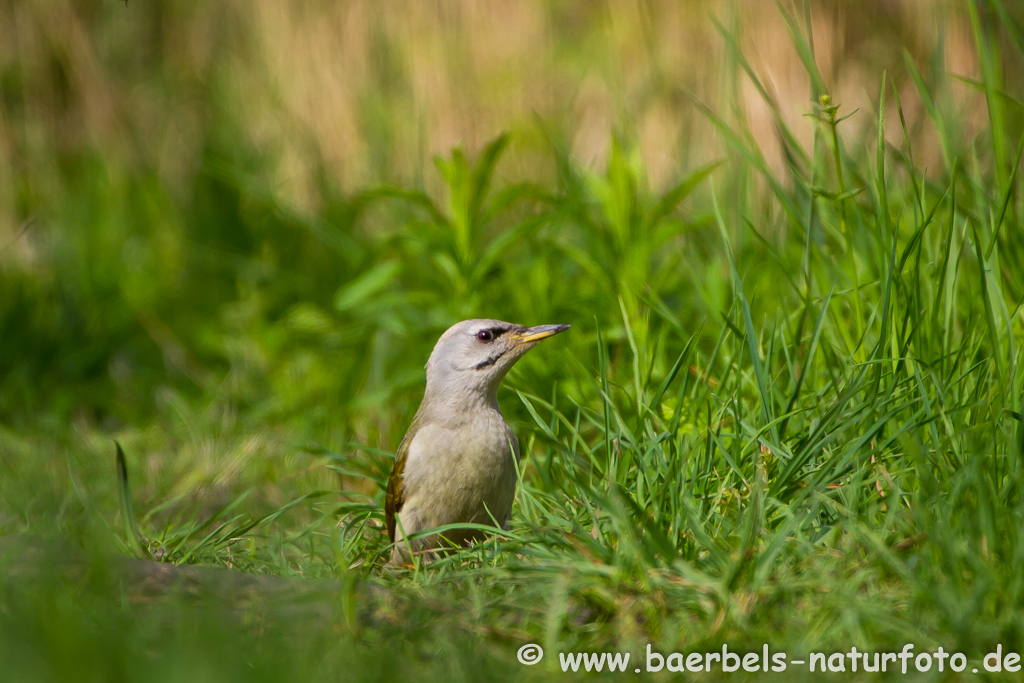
400 408 519 534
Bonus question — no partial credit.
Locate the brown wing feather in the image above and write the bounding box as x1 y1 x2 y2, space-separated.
385 420 419 542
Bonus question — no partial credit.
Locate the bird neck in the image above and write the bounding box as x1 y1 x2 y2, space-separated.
418 374 504 427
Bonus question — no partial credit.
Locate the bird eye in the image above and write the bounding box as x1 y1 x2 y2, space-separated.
476 330 494 343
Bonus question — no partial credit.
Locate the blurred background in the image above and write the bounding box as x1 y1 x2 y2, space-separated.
0 0 1020 525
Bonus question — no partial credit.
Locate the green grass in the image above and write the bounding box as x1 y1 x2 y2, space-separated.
2 1 1024 680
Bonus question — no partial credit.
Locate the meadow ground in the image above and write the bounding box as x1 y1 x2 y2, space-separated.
2 1 1024 680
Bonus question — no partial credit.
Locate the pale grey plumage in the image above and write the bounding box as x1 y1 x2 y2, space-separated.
385 318 569 564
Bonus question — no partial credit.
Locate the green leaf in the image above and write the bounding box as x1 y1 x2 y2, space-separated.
335 261 401 312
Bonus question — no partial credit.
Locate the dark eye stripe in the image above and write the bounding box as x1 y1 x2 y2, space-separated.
476 326 509 342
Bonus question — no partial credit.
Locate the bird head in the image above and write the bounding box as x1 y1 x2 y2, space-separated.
423 318 570 409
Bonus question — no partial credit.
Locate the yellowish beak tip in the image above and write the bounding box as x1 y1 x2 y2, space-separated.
513 323 571 344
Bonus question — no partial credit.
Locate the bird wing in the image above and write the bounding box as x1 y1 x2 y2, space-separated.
385 419 420 543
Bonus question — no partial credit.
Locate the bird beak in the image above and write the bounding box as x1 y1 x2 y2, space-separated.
511 324 571 344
